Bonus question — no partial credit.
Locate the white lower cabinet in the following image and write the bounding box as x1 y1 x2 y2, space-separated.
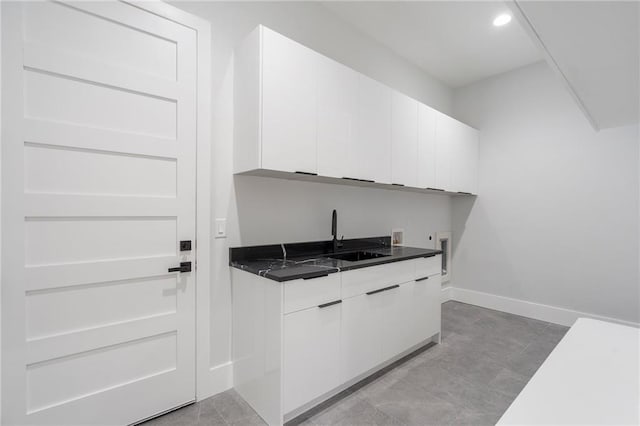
283 302 342 413
283 273 341 314
342 260 414 299
410 274 442 344
340 293 383 382
233 256 442 425
341 279 436 383
379 283 415 361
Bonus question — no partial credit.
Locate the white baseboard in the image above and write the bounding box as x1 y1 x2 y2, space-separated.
197 361 233 401
440 285 453 303
446 287 640 328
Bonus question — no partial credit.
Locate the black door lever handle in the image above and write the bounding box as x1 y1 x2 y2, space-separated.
168 262 192 273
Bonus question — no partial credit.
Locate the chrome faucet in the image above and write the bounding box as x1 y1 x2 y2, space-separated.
331 209 344 253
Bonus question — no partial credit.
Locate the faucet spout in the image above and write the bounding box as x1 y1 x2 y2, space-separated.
332 210 337 239
331 210 343 253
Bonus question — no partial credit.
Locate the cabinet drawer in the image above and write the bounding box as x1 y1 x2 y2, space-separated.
415 255 441 280
284 273 341 314
342 260 414 299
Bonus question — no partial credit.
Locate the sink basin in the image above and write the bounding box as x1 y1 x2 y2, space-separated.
328 251 390 262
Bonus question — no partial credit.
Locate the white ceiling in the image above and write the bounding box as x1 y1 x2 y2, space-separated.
514 1 639 130
321 1 543 88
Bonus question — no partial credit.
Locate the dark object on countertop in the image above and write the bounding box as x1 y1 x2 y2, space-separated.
229 236 442 282
328 251 389 262
332 209 344 253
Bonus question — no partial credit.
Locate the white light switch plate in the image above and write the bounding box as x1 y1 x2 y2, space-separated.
215 218 227 239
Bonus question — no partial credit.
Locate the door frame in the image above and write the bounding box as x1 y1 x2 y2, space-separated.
132 0 214 402
0 0 214 419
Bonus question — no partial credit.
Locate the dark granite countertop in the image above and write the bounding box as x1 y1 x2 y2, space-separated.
229 237 442 282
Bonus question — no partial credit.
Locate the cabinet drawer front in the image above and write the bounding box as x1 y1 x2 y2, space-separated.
342 260 414 299
284 273 341 314
415 255 441 280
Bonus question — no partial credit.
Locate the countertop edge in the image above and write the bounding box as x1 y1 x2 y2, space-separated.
230 249 442 282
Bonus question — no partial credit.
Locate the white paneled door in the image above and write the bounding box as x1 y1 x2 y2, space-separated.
2 1 198 425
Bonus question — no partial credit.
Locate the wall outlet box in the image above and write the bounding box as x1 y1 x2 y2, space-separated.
436 231 452 283
215 218 227 239
391 228 404 246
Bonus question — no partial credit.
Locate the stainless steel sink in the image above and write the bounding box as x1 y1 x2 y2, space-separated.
328 251 390 262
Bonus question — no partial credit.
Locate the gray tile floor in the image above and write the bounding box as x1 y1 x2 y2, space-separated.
142 301 568 426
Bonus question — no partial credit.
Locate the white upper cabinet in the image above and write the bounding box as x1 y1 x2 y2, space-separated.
317 56 358 179
391 91 418 187
234 26 317 174
465 126 479 194
261 28 317 174
437 113 479 194
434 111 455 192
234 25 478 194
417 103 437 189
354 75 392 183
451 123 479 194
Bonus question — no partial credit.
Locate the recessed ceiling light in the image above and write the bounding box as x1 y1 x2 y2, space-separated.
493 13 512 27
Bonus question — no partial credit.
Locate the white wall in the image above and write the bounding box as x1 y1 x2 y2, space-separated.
170 1 455 397
452 61 640 325
0 3 3 417
234 176 451 246
177 1 453 116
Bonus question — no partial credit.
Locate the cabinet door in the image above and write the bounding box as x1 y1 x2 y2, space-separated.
317 57 358 179
449 124 463 193
434 112 454 191
449 121 479 194
353 75 391 183
261 28 317 174
379 283 414 361
451 124 478 194
340 293 382 382
284 303 341 413
391 91 418 187
417 104 437 189
411 274 442 345
464 127 479 194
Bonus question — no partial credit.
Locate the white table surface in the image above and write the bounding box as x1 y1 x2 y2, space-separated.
498 318 640 425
